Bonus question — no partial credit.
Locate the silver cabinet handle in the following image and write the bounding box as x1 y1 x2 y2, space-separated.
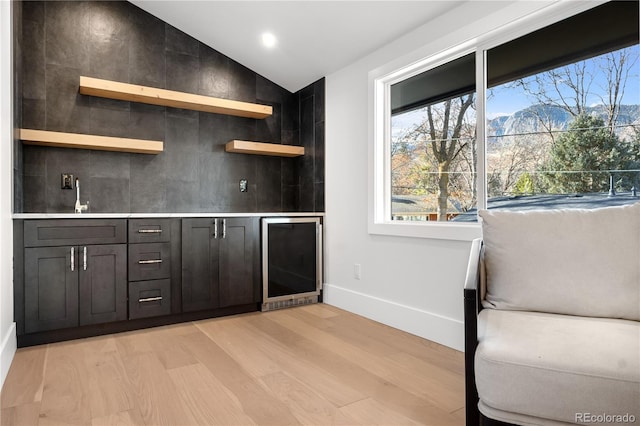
138 229 162 234
138 259 163 264
83 246 87 271
138 296 163 303
213 219 218 239
222 219 226 239
71 247 74 271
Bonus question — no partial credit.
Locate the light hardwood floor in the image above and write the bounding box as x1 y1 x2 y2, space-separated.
0 304 465 426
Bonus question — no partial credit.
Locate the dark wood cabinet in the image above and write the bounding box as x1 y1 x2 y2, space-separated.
17 216 263 346
24 219 126 247
219 218 259 307
128 219 172 244
128 243 171 282
128 279 171 320
24 243 127 333
78 244 127 326
22 220 127 334
181 218 220 312
127 219 174 319
24 246 79 334
182 217 258 313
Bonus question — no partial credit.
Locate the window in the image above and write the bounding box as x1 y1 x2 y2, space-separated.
372 1 639 238
486 45 639 213
484 1 640 216
391 54 477 222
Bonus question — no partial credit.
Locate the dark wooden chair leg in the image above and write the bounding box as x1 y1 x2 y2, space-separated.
480 413 517 426
464 285 479 426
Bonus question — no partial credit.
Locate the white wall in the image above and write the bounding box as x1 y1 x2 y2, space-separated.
0 0 16 387
323 1 555 351
0 3 597 390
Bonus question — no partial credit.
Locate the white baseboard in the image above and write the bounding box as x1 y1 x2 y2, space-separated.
0 322 16 387
323 284 464 351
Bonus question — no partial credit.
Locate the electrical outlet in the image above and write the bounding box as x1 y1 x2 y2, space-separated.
354 263 362 280
61 173 74 189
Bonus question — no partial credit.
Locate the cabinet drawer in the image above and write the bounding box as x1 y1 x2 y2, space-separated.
24 219 126 247
128 243 171 281
129 279 171 319
129 219 171 244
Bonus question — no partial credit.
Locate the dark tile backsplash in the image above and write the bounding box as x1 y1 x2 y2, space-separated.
297 78 325 212
14 1 24 212
17 0 324 214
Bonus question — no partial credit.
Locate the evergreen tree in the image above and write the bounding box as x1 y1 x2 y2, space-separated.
542 114 634 193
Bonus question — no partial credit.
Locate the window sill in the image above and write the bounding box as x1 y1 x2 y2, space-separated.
368 220 481 241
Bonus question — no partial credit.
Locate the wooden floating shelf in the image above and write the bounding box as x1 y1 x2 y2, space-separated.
19 129 164 154
225 140 304 157
79 76 273 119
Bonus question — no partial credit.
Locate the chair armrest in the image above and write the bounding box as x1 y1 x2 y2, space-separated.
464 238 483 316
464 238 482 293
464 238 483 425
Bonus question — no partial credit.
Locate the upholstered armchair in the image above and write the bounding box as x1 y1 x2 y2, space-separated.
464 203 640 425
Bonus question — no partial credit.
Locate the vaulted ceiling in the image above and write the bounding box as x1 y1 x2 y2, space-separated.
129 1 465 92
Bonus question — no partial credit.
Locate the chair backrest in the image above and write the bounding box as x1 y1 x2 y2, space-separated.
479 202 640 321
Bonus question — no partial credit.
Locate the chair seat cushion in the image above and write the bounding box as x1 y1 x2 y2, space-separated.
476 309 640 424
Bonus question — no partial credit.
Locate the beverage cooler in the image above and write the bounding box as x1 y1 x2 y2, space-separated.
261 217 322 311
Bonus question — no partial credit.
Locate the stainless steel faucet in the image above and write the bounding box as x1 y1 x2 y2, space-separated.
74 178 89 213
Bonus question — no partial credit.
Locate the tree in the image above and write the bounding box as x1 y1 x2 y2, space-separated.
514 172 535 195
495 45 639 196
598 49 639 133
542 114 633 193
391 138 433 196
427 95 475 220
513 62 592 118
487 132 552 197
394 94 476 220
509 47 637 126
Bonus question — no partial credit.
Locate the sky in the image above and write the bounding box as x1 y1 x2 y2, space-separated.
486 45 640 119
393 44 640 129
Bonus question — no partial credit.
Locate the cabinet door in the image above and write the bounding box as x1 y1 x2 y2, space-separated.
79 244 127 326
24 247 78 333
182 219 220 312
219 218 259 307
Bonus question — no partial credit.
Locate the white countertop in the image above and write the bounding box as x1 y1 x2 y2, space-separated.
13 212 325 219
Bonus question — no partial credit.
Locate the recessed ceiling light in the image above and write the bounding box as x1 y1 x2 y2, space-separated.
261 32 277 48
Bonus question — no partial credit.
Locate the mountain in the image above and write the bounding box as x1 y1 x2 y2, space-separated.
487 115 510 137
488 104 640 139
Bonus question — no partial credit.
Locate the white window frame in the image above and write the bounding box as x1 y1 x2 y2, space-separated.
368 0 606 241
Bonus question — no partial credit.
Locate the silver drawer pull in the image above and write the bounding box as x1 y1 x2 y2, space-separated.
70 247 74 271
138 259 163 264
138 296 163 303
138 229 162 233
